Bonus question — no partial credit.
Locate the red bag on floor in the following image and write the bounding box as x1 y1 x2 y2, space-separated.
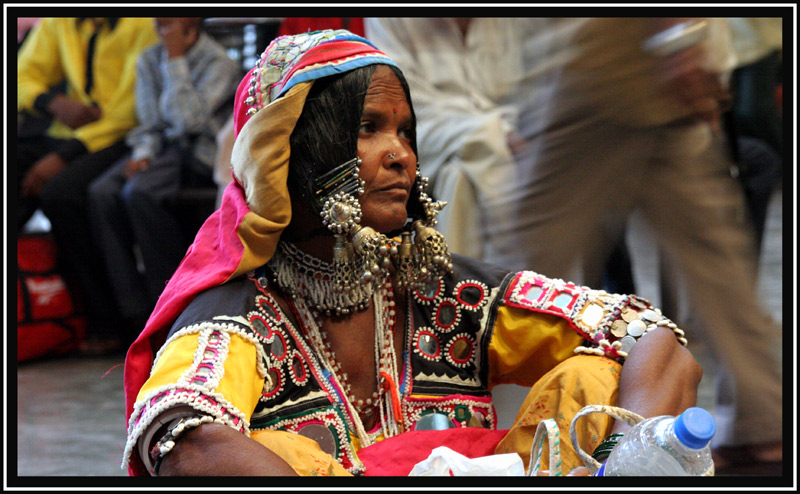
17 234 86 362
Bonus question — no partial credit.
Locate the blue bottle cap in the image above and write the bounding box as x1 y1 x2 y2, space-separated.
674 407 716 449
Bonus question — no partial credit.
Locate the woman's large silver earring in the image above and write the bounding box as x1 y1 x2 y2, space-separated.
414 167 446 226
321 194 362 297
395 231 417 290
412 220 453 283
318 157 367 300
352 225 394 285
332 234 360 298
321 192 362 234
411 166 452 283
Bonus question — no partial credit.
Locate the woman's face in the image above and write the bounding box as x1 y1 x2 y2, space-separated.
356 65 417 233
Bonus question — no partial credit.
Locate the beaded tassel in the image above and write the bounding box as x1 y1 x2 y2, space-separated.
352 226 394 286
394 232 417 290
412 220 454 284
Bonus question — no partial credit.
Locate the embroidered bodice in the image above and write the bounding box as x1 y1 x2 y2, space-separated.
124 253 685 474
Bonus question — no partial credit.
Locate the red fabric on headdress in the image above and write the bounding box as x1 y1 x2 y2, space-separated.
232 38 395 138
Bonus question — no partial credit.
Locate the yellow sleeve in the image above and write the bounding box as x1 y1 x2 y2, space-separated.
487 305 585 389
123 321 267 469
136 330 264 415
17 18 65 112
488 270 688 389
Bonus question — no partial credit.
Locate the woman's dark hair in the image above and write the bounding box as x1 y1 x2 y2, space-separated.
288 64 423 222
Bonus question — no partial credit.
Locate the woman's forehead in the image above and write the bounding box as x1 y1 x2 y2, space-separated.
364 66 408 106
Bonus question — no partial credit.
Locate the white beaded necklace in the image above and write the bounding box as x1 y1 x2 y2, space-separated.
276 250 403 447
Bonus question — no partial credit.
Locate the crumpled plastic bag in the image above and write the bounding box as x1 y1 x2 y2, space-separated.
408 446 525 476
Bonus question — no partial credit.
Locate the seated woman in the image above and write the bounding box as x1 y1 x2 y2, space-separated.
122 30 701 477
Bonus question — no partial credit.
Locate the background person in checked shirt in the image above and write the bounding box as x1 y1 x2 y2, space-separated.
87 17 240 351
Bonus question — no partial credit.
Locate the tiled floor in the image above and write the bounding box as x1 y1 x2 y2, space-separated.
13 188 785 478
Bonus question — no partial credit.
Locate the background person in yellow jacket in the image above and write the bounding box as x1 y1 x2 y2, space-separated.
17 17 159 354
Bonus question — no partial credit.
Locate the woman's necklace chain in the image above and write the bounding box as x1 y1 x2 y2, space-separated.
273 246 403 446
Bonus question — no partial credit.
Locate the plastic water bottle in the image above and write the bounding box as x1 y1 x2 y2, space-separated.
596 407 716 476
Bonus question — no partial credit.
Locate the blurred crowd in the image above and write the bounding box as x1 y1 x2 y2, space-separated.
16 16 784 474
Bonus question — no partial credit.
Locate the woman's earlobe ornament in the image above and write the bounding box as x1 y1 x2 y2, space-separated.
413 221 454 279
321 192 362 235
414 169 447 226
332 234 359 295
395 231 417 290
410 165 452 281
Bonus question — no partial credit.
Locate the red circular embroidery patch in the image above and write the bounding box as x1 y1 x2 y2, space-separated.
456 282 485 309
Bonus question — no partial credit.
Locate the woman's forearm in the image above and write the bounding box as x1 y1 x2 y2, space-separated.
612 326 703 434
158 422 299 476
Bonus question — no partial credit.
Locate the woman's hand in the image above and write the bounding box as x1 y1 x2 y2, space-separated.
612 326 703 434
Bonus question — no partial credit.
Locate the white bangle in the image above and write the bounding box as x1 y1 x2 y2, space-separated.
137 406 197 476
147 412 216 476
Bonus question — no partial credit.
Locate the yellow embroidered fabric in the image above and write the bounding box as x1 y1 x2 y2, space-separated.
135 300 615 475
250 429 352 476
494 354 622 473
136 331 263 421
487 305 586 389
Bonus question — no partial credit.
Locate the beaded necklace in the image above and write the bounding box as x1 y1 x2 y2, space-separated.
271 243 404 447
270 240 374 316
